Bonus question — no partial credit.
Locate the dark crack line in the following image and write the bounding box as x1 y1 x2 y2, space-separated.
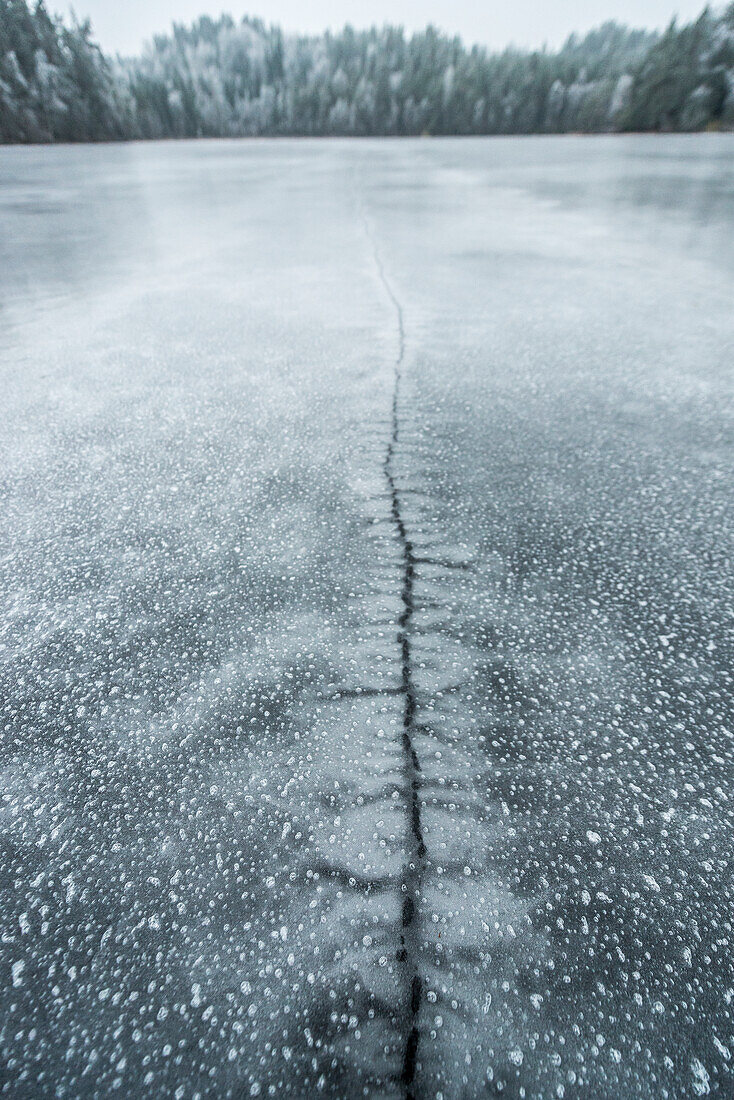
362 208 425 1100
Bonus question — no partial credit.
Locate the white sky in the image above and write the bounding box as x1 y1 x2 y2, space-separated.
71 1 711 57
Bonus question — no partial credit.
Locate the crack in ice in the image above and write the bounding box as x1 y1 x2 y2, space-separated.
362 207 426 1099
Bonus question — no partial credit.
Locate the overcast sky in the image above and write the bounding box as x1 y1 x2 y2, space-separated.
72 1 710 57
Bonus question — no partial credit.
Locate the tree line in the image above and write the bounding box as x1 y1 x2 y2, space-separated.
2 0 733 143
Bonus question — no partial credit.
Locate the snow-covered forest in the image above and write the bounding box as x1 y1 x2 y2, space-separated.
2 1 734 142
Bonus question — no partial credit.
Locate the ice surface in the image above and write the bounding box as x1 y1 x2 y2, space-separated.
0 136 733 1098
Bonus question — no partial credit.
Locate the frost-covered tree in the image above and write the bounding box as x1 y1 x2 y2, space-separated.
622 6 734 130
0 0 127 141
2 2 734 142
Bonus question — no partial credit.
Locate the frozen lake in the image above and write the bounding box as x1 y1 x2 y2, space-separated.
1 136 733 1098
